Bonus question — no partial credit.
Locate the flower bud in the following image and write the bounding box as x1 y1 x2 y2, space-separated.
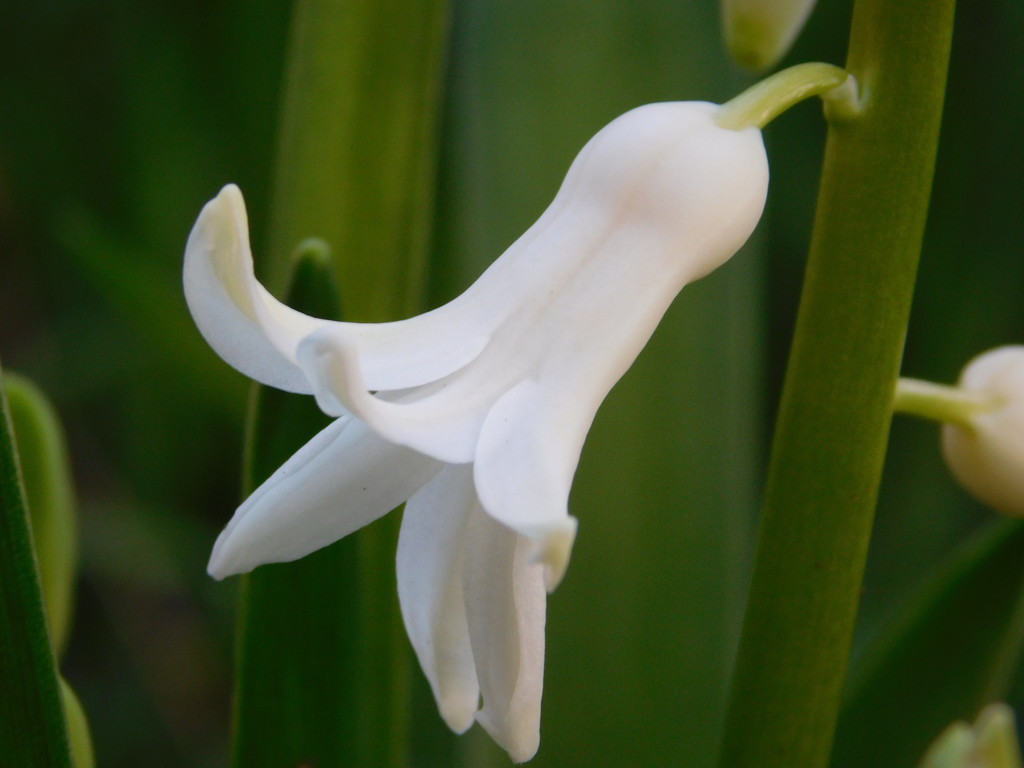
918 704 1022 768
721 0 819 72
942 346 1024 515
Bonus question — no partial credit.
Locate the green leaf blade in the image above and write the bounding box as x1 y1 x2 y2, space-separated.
230 249 361 768
833 519 1024 768
6 372 78 656
0 363 73 766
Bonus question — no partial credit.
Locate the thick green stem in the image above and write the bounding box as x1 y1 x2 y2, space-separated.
718 3 956 768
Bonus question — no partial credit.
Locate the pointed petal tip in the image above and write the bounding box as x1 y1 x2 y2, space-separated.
477 711 540 764
206 563 231 582
206 521 260 581
218 181 243 198
206 535 242 581
439 695 478 735
194 183 245 230
532 516 577 592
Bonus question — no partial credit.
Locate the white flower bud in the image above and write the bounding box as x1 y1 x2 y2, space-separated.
721 0 819 72
942 346 1024 515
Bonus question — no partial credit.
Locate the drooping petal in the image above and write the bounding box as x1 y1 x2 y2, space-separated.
397 465 480 733
474 380 579 591
207 415 442 579
183 184 315 393
462 508 546 764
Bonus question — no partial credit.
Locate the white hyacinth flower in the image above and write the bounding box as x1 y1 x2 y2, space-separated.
942 346 1024 517
184 101 768 762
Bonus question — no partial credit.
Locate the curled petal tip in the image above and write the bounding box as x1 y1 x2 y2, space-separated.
296 329 356 418
183 183 316 394
195 183 245 226
213 182 244 207
532 516 578 592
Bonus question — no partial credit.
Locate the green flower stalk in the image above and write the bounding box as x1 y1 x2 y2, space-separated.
715 62 859 130
718 2 956 767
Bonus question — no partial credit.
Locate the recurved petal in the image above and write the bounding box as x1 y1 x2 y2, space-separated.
474 380 579 591
185 186 500 394
463 508 546 764
183 184 319 393
207 415 442 579
397 465 480 733
296 327 487 463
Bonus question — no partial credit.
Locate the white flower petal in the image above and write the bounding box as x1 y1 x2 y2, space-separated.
297 103 766 469
183 184 317 393
463 508 546 764
474 380 579 591
295 327 490 463
207 415 442 579
184 185 498 393
397 465 480 733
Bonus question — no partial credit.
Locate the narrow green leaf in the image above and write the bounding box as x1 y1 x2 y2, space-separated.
0 361 72 766
237 1 451 766
6 373 78 656
832 520 1024 768
231 247 356 768
60 678 96 768
264 0 450 322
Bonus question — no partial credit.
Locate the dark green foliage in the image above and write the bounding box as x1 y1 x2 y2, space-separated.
834 520 1024 768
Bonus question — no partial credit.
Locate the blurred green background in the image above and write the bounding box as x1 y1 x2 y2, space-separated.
1 0 1023 766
